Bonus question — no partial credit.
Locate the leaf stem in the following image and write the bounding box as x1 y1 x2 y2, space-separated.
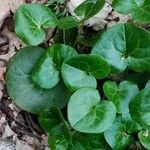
57 107 72 138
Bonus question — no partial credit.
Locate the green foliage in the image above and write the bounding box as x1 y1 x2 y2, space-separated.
104 117 134 150
129 86 150 129
138 130 150 150
32 44 77 89
92 23 150 73
103 80 139 114
61 54 110 91
15 4 58 45
113 0 150 23
6 1 150 149
58 0 105 29
6 47 71 114
68 88 116 133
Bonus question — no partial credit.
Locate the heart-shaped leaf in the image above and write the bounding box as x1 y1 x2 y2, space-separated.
61 54 110 91
39 107 61 133
121 113 142 133
32 44 77 89
58 0 105 29
113 0 150 23
129 87 150 129
39 106 90 150
6 47 71 114
145 80 150 89
104 117 134 150
49 126 90 150
15 3 58 45
103 80 139 114
92 23 150 73
68 88 116 133
138 130 150 150
85 134 111 150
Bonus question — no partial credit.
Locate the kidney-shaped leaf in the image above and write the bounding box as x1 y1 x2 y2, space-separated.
58 0 105 29
113 0 150 23
32 44 77 89
68 88 116 133
129 87 150 129
61 54 110 91
6 47 70 114
103 80 139 114
138 130 150 150
92 23 150 73
85 134 111 150
49 126 90 150
15 3 58 45
39 107 61 133
104 117 134 150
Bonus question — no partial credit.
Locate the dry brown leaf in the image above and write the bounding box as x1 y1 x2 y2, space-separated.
0 0 25 27
9 0 26 13
2 124 15 139
0 139 15 150
22 135 41 148
0 27 25 61
16 139 34 150
0 0 10 27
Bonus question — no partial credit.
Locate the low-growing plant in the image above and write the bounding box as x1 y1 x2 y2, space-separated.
6 0 150 150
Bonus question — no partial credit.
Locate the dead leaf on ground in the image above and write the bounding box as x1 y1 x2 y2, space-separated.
0 139 15 150
16 138 34 150
0 0 10 28
9 0 26 13
0 27 25 61
0 0 25 28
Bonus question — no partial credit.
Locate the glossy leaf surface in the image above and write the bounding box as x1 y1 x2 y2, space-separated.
6 47 70 114
68 88 116 133
15 4 58 45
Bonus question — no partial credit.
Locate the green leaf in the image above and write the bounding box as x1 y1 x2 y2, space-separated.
74 0 105 20
6 47 70 114
32 44 77 89
129 87 150 129
61 54 110 91
49 127 90 150
32 51 59 89
103 80 139 114
39 107 61 132
104 117 134 150
54 28 78 46
138 130 150 150
121 112 142 133
39 106 90 150
85 134 111 150
47 44 78 67
145 80 150 89
15 3 58 45
58 16 81 30
68 88 116 133
92 23 150 73
58 0 105 29
113 0 150 23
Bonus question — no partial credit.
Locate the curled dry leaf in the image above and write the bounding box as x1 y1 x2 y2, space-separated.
9 0 26 13
0 27 24 61
0 139 16 150
2 124 15 139
107 11 131 28
16 138 34 150
0 0 25 27
0 0 10 28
